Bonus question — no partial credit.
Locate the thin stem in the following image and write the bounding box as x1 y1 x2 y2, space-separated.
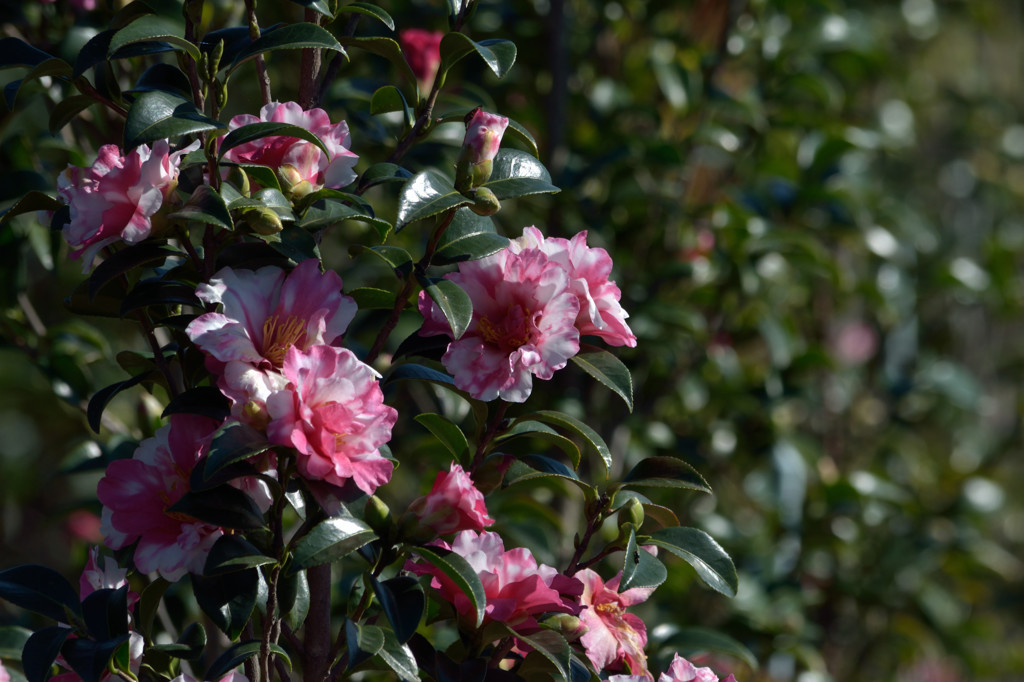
470 401 509 472
182 0 206 114
298 10 323 109
244 0 273 105
385 83 442 166
303 564 333 682
564 493 610 576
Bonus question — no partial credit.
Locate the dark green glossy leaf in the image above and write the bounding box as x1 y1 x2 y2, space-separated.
357 162 413 191
168 485 267 530
23 627 71 682
497 421 581 467
647 527 738 598
0 37 54 69
120 280 202 316
381 363 455 387
60 633 129 682
371 85 413 126
82 586 129 640
371 576 424 645
204 534 275 575
344 619 384 671
502 455 593 495
277 567 310 631
505 626 570 682
410 545 486 627
339 36 417 89
570 347 633 411
0 191 62 228
396 170 470 229
131 63 192 98
205 640 290 680
0 626 32 660
285 0 332 15
162 386 231 422
661 627 759 671
432 208 507 265
151 622 206 659
338 2 395 30
5 58 73 105
87 372 154 433
0 565 81 623
289 517 376 572
169 184 233 230
350 245 412 279
123 90 225 149
621 456 711 494
219 122 329 158
50 95 96 134
109 15 200 61
265 225 321 263
377 628 420 682
87 243 180 300
348 287 396 310
414 413 470 463
137 578 170 641
484 149 559 200
620 528 667 592
419 276 473 340
298 199 363 230
192 569 259 641
439 33 517 79
230 23 344 74
520 410 613 474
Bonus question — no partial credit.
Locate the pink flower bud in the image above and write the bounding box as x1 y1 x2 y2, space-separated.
399 29 444 93
456 109 509 189
408 463 495 535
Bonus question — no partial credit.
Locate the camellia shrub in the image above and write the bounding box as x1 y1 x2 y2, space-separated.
0 2 748 682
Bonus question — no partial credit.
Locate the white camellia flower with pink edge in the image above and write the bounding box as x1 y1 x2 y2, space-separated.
577 568 656 678
408 462 495 535
418 245 581 403
266 345 398 496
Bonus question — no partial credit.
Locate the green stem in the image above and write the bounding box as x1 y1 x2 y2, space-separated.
470 401 509 472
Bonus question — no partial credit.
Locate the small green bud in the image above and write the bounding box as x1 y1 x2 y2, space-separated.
467 187 501 216
243 207 283 235
617 497 645 529
364 495 392 535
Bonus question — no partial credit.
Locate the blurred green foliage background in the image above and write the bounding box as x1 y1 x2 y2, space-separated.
2 0 1024 680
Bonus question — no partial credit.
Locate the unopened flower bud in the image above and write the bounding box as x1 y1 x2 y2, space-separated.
471 453 514 495
278 165 315 200
616 497 645 529
455 109 508 191
241 400 270 429
364 495 392 536
243 207 283 236
466 186 501 216
227 166 251 196
541 613 586 641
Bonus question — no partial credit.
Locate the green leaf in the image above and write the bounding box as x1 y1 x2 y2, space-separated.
502 455 593 495
432 208 508 266
109 15 200 61
86 243 180 300
505 626 570 682
81 585 129 640
621 456 711 494
348 287 396 310
204 535 276 575
414 413 471 464
484 149 560 200
61 634 130 682
192 569 259 641
22 626 72 682
338 36 418 90
131 63 192 98
410 545 486 627
87 372 154 433
123 90 225 149
351 244 413 279
168 184 233 230
357 162 413 191
298 199 363 230
151 622 206 659
396 170 470 229
370 576 424 645
265 225 321 263
647 527 738 598
0 191 63 228
376 628 420 682
289 517 376 572
344 619 384 670
136 578 171 641
5 58 74 105
277 567 310 631
381 363 455 387
338 2 395 30
418 277 473 340
205 640 290 680
570 347 633 411
439 33 517 79
168 485 268 530
370 85 414 127
497 422 581 468
285 0 332 16
50 95 96 134
229 23 344 74
0 565 81 622
620 528 667 592
119 280 201 316
162 386 231 422
661 627 759 671
0 626 32 659
0 37 54 69
218 121 329 159
520 410 613 475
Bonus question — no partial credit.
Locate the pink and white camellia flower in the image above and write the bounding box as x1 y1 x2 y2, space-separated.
98 414 268 582
221 101 358 198
399 28 443 93
186 259 357 424
58 139 197 270
659 653 737 682
0 660 10 682
408 462 495 535
577 568 655 677
406 530 583 631
418 246 581 402
513 226 637 348
266 345 398 496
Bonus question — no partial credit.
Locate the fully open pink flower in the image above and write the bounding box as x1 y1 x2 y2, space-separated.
58 140 196 269
186 260 357 422
513 226 637 347
408 463 495 535
266 345 397 495
659 653 737 682
407 530 582 631
418 247 580 402
577 568 655 677
221 101 358 196
98 415 267 581
399 29 443 92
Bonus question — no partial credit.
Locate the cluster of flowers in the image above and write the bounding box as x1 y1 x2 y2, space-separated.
44 94 735 682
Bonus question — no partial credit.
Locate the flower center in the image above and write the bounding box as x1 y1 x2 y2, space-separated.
262 314 308 366
595 602 623 617
478 305 532 352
